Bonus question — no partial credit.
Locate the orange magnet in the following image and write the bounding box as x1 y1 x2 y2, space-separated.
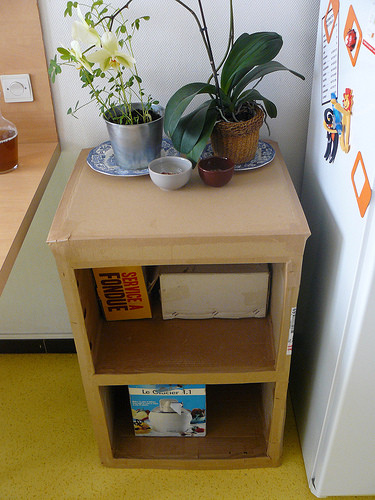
324 0 340 43
351 152 372 218
344 5 362 66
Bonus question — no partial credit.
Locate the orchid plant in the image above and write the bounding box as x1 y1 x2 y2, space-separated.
164 0 305 163
48 0 158 125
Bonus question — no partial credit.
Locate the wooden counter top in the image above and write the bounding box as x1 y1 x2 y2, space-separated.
0 141 60 294
0 0 60 295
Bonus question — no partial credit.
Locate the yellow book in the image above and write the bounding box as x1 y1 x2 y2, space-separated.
93 267 152 320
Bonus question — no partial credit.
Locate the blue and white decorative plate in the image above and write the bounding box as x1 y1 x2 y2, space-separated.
201 140 275 171
87 137 275 176
87 138 179 177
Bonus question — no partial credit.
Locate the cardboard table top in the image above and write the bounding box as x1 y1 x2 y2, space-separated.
48 141 310 258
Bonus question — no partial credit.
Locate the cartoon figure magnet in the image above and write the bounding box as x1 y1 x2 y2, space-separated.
323 107 339 163
324 88 353 161
331 88 353 153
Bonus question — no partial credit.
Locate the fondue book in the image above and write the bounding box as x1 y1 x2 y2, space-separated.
93 266 152 320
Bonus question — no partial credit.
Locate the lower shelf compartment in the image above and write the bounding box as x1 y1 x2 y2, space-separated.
100 383 276 467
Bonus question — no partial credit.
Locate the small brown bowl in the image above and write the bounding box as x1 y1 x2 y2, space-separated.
198 156 235 187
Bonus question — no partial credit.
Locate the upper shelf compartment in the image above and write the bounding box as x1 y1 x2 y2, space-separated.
75 266 281 385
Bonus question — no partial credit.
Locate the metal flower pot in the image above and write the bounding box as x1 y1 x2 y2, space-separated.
103 103 164 170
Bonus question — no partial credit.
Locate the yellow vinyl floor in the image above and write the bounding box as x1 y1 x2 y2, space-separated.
0 354 374 500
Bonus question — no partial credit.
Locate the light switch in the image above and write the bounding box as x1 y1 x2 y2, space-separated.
0 74 34 102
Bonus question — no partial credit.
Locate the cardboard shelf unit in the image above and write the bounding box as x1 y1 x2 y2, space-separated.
47 142 310 468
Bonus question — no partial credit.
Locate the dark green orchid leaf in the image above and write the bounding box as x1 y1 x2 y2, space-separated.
227 34 284 92
179 101 216 153
223 32 283 88
186 108 218 164
221 32 283 94
164 82 218 137
236 88 277 118
231 61 305 103
170 100 218 157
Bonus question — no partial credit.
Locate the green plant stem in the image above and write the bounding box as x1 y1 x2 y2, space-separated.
92 2 151 123
172 0 223 112
118 71 132 121
97 0 135 30
127 23 148 121
169 0 212 68
86 78 110 116
208 0 234 83
99 0 224 112
196 0 223 111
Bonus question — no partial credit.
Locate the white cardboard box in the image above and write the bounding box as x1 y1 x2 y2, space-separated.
159 264 270 319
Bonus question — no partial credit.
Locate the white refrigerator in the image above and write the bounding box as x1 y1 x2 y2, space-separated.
290 0 375 497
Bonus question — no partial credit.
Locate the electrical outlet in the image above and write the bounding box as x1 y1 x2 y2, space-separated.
0 74 34 103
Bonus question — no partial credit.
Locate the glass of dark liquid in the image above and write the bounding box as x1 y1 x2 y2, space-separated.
0 94 18 173
0 129 18 173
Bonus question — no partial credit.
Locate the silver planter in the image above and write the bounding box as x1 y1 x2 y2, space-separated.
103 103 164 170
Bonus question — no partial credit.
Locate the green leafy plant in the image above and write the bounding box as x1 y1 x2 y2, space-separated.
164 0 305 162
48 0 159 125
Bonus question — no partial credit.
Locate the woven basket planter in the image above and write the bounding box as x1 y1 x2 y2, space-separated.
210 106 264 164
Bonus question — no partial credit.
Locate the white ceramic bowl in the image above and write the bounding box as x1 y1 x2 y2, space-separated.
148 157 192 190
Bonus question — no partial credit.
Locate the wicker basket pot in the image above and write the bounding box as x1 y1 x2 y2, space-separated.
210 106 264 164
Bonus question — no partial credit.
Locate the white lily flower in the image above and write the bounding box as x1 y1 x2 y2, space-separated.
70 40 93 73
72 5 101 47
86 31 135 71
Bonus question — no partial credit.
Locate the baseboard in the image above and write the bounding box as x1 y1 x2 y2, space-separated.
0 338 76 353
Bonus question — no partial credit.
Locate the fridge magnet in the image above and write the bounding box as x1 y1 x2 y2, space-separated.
323 106 339 163
351 152 372 218
344 5 362 66
331 88 353 153
363 1 375 55
323 88 353 161
324 0 340 43
321 1 339 105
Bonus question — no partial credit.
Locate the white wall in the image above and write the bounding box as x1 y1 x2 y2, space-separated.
41 0 320 187
0 0 320 337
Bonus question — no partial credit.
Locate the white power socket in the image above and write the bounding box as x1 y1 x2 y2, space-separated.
0 74 34 103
